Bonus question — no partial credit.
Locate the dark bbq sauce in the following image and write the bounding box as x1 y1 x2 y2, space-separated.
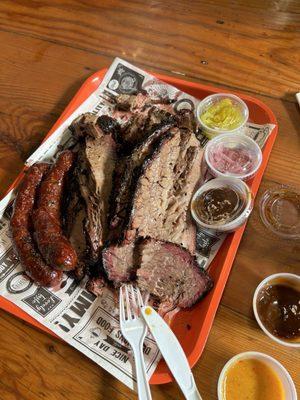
257 282 300 341
192 187 245 225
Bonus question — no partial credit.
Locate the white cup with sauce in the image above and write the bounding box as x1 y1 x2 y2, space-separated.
253 273 300 348
217 352 297 400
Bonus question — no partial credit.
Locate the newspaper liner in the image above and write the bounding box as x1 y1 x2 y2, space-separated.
0 58 275 389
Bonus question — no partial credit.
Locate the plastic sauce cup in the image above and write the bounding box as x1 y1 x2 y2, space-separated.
204 133 262 181
218 352 297 400
191 177 253 233
253 273 300 348
197 93 249 139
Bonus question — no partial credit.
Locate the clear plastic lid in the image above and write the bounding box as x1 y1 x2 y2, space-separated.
204 133 263 181
259 185 300 239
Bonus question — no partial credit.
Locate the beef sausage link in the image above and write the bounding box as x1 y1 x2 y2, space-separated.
34 151 78 271
10 163 63 287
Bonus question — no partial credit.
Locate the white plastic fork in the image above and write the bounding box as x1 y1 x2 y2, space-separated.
119 285 152 400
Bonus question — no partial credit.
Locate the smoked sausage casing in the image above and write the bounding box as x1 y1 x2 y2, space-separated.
10 163 63 287
34 151 78 271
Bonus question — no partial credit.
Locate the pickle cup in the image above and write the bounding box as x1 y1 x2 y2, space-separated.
217 352 297 400
191 177 253 233
197 93 249 139
253 273 300 348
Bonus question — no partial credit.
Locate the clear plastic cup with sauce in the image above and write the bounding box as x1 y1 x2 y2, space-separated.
197 93 249 139
191 177 253 233
204 133 263 181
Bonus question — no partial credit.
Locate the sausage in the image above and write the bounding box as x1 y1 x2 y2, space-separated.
34 150 78 271
10 163 63 287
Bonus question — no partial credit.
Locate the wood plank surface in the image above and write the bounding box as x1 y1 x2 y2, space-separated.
0 1 299 399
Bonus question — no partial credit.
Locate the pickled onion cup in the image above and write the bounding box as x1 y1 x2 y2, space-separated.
204 133 263 181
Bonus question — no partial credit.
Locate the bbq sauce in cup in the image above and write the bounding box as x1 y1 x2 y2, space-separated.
256 280 300 342
192 187 246 225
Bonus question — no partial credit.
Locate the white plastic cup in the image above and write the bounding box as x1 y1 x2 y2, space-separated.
253 273 300 348
218 352 297 400
197 93 249 139
191 177 253 233
204 133 263 181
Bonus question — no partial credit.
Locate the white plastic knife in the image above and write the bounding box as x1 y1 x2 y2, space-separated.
141 306 202 400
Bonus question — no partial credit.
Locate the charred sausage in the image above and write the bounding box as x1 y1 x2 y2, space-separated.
10 163 63 287
34 150 78 271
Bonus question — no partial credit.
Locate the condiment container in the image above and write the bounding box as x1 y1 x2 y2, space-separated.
259 185 300 240
204 133 262 181
253 273 300 348
218 352 297 400
191 177 253 233
197 93 249 139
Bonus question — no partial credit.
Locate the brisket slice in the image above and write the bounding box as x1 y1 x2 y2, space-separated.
111 93 176 148
109 123 176 238
126 127 203 253
137 238 213 309
102 240 139 286
102 237 213 309
63 176 87 279
115 93 174 113
119 107 174 147
71 113 117 264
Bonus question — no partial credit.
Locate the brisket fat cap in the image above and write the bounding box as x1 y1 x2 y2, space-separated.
137 238 213 309
71 113 117 264
126 127 203 254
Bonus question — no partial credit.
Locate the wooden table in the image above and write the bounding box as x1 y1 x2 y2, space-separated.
0 1 299 398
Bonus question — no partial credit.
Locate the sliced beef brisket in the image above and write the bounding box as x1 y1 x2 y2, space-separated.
71 113 117 264
102 240 139 286
137 238 213 310
109 123 176 238
112 93 176 147
126 127 202 253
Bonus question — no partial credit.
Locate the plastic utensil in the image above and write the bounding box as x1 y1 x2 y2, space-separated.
141 305 202 400
119 285 152 400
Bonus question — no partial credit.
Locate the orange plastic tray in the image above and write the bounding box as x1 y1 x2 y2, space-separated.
0 69 278 385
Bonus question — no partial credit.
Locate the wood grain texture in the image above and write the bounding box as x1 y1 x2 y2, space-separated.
0 1 299 399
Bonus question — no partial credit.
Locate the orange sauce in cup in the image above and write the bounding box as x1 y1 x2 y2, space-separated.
222 358 284 400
